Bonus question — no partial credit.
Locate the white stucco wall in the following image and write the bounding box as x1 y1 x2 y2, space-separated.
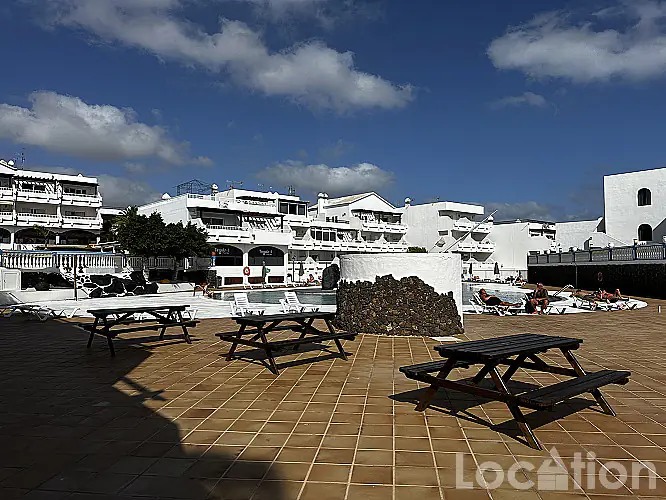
339 253 463 322
490 223 553 275
604 168 666 244
554 219 607 250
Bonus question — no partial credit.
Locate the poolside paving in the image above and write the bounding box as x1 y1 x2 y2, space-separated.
2 299 666 498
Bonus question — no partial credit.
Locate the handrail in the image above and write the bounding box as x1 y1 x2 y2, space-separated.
529 243 666 265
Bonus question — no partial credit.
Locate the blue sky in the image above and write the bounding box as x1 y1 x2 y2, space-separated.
2 0 666 221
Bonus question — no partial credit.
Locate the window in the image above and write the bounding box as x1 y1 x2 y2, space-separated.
279 201 307 216
313 229 337 242
638 224 653 242
214 245 243 266
248 246 284 266
638 188 652 206
0 228 9 244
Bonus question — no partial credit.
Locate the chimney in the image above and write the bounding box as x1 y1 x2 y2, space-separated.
317 192 328 214
404 197 412 208
211 183 219 196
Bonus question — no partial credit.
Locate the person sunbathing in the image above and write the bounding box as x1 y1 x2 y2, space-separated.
479 289 521 307
596 289 625 303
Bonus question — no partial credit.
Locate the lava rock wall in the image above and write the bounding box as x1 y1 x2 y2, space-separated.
82 272 159 298
334 274 463 337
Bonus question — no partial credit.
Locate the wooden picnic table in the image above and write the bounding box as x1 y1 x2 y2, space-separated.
85 305 197 356
400 334 630 449
217 311 355 374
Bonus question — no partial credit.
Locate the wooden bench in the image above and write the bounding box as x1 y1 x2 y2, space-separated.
86 305 197 356
217 312 355 374
400 334 631 450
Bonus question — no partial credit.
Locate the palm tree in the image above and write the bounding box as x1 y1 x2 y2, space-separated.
32 225 53 249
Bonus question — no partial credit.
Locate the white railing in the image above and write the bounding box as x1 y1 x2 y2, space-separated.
17 212 59 220
1 252 56 270
0 251 123 272
62 192 99 198
126 256 182 270
235 199 275 207
187 193 215 201
0 186 11 191
63 216 99 220
207 225 249 232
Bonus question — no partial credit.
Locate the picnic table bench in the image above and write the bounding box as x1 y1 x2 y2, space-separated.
217 311 355 374
400 334 630 449
84 305 198 356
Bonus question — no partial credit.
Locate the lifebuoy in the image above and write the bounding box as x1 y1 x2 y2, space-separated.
243 266 251 276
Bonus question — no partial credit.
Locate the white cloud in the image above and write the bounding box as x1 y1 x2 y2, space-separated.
490 92 552 110
0 91 210 165
484 201 559 222
488 2 666 83
97 174 162 207
42 0 412 112
257 160 394 196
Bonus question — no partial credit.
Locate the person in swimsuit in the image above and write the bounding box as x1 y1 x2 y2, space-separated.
530 283 549 314
479 289 521 307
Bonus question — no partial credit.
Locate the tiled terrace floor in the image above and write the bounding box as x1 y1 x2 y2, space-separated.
2 300 666 499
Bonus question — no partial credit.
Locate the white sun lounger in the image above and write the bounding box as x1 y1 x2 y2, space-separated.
1 304 81 321
280 291 319 314
232 293 265 317
469 293 523 316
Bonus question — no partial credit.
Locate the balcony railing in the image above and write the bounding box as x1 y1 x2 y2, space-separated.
206 225 249 232
17 212 59 220
528 243 666 265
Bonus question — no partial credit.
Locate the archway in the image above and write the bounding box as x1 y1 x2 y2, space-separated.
638 188 652 207
15 228 56 245
248 246 284 266
0 228 9 244
213 245 243 266
59 230 97 245
638 224 653 242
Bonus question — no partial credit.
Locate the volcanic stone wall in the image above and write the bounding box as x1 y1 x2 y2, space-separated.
334 274 463 337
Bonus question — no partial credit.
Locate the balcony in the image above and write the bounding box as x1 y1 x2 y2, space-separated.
16 189 60 204
61 192 103 207
16 212 60 226
0 211 13 223
206 225 252 243
0 186 13 202
221 198 278 215
476 241 496 253
61 216 103 230
361 221 407 233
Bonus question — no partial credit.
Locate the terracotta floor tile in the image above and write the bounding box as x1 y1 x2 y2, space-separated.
299 482 347 500
351 464 393 484
308 464 351 483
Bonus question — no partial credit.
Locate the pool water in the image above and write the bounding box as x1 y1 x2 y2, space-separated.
223 289 337 305
462 284 530 304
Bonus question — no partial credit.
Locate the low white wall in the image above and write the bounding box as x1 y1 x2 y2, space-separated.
339 253 463 323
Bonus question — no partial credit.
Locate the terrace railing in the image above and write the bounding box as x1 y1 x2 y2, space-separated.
528 243 666 265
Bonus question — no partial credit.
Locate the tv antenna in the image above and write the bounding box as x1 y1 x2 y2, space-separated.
226 180 243 189
288 185 296 196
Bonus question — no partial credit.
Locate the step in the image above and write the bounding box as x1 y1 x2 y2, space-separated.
518 370 630 409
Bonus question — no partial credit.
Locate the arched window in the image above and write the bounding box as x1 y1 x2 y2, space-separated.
213 245 243 266
638 224 653 242
638 188 652 206
0 228 9 244
15 228 56 245
248 246 284 266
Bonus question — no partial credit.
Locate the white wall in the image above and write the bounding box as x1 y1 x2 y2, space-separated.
554 219 606 250
401 203 441 250
604 168 666 244
138 196 189 224
339 253 463 321
490 223 553 275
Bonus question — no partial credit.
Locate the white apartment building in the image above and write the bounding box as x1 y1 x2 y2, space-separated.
0 158 103 250
604 167 666 245
400 199 495 277
490 220 559 277
137 187 409 286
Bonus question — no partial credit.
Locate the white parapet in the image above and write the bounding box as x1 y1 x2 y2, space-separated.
338 253 463 323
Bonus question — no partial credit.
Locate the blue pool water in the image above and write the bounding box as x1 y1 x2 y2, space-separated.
223 289 337 305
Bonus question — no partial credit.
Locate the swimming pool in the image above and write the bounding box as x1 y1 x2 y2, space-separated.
222 289 337 306
462 283 530 304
